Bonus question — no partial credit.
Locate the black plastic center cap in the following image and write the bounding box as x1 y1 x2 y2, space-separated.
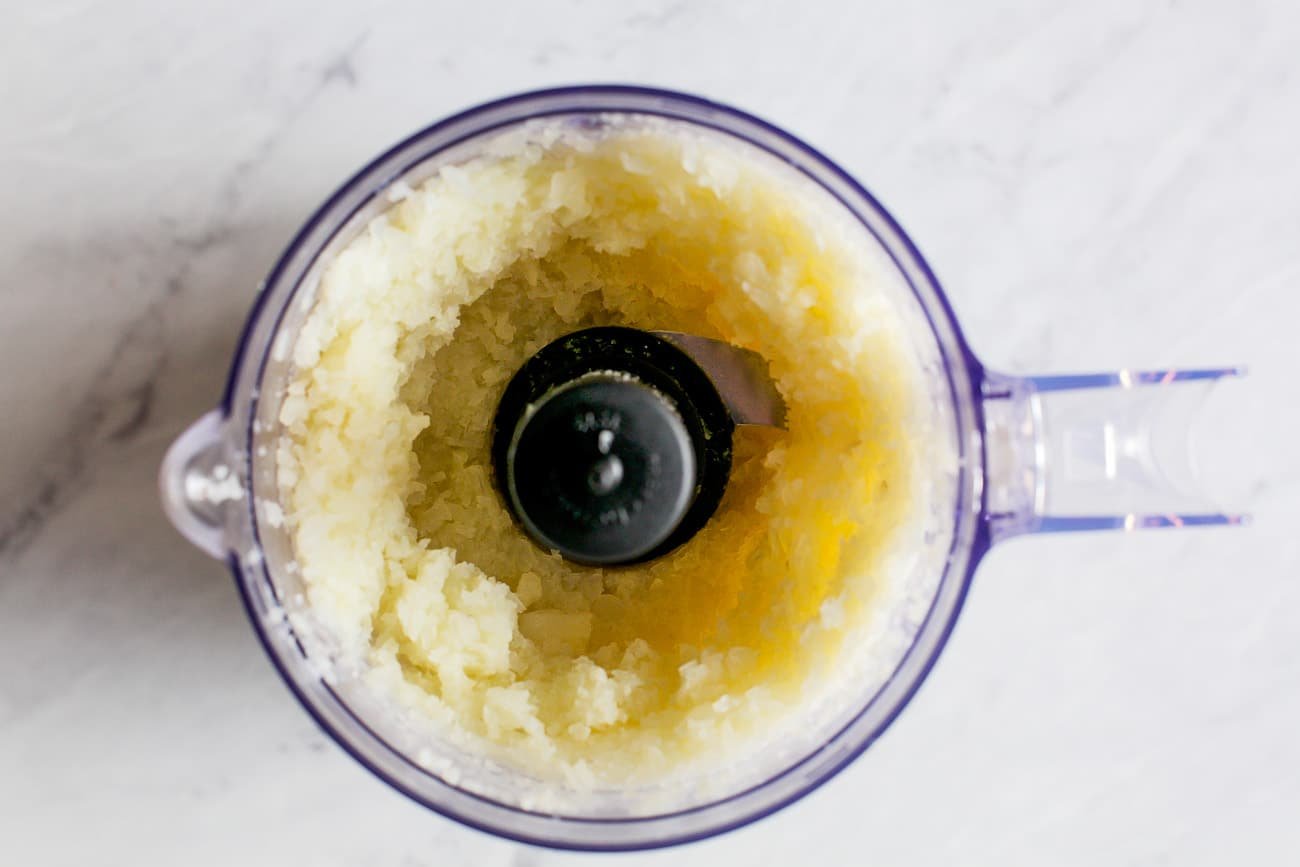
506 374 697 565
492 327 737 566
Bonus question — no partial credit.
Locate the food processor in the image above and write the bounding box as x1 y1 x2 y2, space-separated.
159 86 1244 850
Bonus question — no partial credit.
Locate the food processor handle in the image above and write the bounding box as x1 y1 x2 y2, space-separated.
979 366 1248 545
159 410 238 560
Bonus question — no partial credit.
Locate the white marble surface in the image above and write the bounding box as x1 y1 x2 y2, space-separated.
3 0 1298 864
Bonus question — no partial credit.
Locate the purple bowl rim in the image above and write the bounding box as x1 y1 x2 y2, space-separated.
220 83 993 851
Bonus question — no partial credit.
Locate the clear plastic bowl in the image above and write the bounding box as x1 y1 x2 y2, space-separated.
160 85 1244 850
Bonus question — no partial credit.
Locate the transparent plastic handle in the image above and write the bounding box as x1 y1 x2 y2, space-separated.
981 367 1249 544
159 410 241 559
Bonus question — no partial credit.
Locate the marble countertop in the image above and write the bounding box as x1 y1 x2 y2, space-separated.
3 1 1297 864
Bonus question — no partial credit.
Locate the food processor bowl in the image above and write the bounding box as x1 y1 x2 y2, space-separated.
160 86 1244 850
